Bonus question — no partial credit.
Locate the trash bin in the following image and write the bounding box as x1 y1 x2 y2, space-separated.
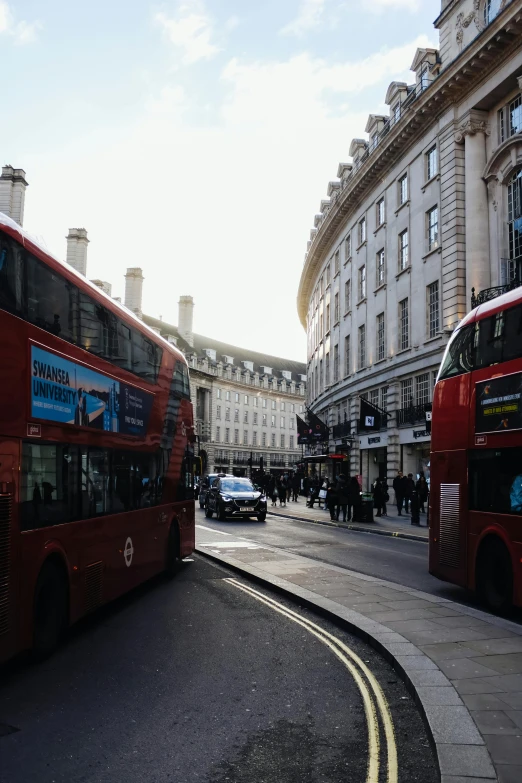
360 493 374 523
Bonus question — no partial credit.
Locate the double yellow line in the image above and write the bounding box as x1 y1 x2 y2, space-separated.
225 578 398 783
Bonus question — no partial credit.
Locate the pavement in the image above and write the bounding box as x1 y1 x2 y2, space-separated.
267 496 429 542
197 525 522 783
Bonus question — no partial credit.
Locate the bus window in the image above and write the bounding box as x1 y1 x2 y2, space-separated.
172 361 191 400
469 447 522 515
438 323 477 380
132 330 162 383
0 236 25 316
27 255 79 344
21 442 80 530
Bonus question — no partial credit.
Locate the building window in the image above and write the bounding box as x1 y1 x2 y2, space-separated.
345 335 351 376
334 292 340 323
234 429 239 444
234 409 239 422
262 414 267 426
225 428 230 443
281 416 285 428
290 417 295 429
253 431 257 446
358 325 366 369
392 103 401 124
333 344 339 382
262 398 267 408
370 389 379 410
427 206 439 251
420 65 429 91
244 410 248 423
253 412 258 425
225 407 230 421
235 393 240 403
290 403 295 413
226 391 230 401
271 415 276 427
244 395 249 405
253 397 258 407
345 234 352 260
271 400 276 410
377 312 385 361
344 280 351 313
325 302 330 331
416 373 430 407
380 386 388 411
243 431 248 445
399 173 408 205
426 145 438 180
507 168 522 282
376 198 385 226
334 250 340 276
359 217 366 245
299 405 304 413
399 298 409 351
358 265 366 300
325 262 330 287
484 0 502 24
399 229 409 271
280 434 285 448
216 405 221 419
325 352 330 386
376 249 385 287
401 379 413 409
216 388 222 399
271 433 276 448
262 432 267 447
216 426 220 442
289 435 294 449
499 93 522 144
427 281 440 339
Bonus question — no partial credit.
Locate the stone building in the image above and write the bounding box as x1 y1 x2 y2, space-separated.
297 0 522 491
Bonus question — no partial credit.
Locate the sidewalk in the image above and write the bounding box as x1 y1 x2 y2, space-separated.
268 497 429 542
196 534 522 783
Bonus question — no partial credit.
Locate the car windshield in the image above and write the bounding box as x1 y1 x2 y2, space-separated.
220 479 255 493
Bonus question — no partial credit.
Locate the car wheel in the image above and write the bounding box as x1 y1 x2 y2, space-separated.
217 504 227 522
257 512 267 522
204 504 213 518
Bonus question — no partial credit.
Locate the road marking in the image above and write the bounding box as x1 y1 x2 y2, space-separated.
200 541 261 550
196 525 232 536
225 578 398 783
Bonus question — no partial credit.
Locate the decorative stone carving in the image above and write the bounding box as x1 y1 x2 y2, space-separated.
456 0 509 49
487 178 498 211
455 116 490 143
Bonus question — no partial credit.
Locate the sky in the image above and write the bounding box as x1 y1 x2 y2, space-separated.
0 0 440 361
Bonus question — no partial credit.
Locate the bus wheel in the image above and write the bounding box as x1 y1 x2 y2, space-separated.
166 522 181 577
477 538 513 613
32 560 69 661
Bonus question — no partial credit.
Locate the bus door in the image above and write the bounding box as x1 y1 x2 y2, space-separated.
0 447 18 663
430 449 468 588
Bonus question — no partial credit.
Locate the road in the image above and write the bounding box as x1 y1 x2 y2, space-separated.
0 558 437 783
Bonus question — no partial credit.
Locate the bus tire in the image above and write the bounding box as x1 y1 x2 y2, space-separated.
166 522 181 578
32 559 69 661
476 537 513 613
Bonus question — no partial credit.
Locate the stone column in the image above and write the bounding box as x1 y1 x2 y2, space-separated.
386 381 401 505
456 111 491 310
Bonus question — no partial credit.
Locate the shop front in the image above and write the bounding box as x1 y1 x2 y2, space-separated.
399 427 431 480
358 433 388 492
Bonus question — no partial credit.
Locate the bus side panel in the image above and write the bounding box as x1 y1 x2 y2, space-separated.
429 448 469 589
431 375 471 453
0 441 21 664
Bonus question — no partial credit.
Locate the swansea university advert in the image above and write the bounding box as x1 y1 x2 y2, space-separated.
31 346 153 436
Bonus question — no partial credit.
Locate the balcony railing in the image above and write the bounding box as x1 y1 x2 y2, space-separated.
397 404 431 427
332 421 352 439
471 273 522 308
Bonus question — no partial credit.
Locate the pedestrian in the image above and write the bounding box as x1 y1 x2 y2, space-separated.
393 471 405 516
318 478 328 509
380 477 389 516
335 474 350 522
291 473 300 502
308 475 320 508
349 476 362 522
268 475 278 507
416 474 429 513
373 477 387 517
278 476 287 507
326 481 338 521
404 473 415 513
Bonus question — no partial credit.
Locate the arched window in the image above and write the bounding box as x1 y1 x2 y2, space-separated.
484 0 502 25
507 168 522 282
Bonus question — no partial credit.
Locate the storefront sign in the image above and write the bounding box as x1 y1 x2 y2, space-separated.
476 373 522 434
30 345 153 436
368 436 381 444
413 430 429 439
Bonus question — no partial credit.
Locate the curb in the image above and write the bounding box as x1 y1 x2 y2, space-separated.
196 546 497 783
268 510 429 543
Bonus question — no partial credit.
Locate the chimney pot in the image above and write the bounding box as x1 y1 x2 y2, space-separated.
178 295 194 347
124 267 144 319
66 228 89 276
0 165 29 226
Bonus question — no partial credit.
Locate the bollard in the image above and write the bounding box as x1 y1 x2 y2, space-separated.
410 489 420 526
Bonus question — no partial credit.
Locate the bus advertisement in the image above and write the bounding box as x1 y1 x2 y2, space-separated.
0 212 195 663
429 287 522 611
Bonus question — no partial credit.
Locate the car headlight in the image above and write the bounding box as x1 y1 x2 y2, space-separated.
222 495 232 501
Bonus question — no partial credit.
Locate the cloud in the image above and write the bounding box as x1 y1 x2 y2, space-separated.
280 0 328 37
370 0 421 11
155 1 220 64
0 1 41 44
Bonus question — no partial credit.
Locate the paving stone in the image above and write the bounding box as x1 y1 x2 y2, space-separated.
500 693 522 709
416 686 464 706
432 616 498 630
437 658 500 681
405 669 451 687
386 618 443 633
380 642 422 656
337 601 389 613
420 642 478 661
452 678 504 695
483 734 522 765
505 711 522 730
441 777 501 783
496 764 522 783
401 628 498 646
437 744 496 778
365 608 444 623
426 607 463 618
395 655 438 671
486 673 522 691
463 693 515 711
465 638 522 656
381 599 442 611
469 653 522 675
425 705 484 744
471 710 521 735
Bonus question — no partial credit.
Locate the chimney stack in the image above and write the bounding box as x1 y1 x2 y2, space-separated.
178 295 194 347
0 165 29 226
124 268 144 319
66 228 89 276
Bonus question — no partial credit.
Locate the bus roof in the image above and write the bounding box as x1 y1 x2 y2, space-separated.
459 285 522 330
0 212 187 367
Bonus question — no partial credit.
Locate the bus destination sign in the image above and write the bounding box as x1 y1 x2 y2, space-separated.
475 373 522 434
30 345 154 436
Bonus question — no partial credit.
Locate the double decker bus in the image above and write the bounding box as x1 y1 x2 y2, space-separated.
430 287 522 611
0 212 195 663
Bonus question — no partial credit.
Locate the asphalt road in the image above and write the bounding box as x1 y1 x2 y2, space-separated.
195 506 522 618
0 557 437 783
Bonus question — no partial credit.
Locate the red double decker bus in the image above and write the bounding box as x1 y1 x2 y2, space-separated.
430 287 522 611
0 213 195 663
